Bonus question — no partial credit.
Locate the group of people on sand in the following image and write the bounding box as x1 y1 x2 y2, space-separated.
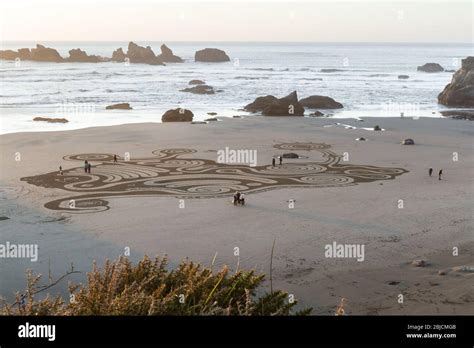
272 156 283 167
429 167 443 180
233 191 245 205
58 154 119 175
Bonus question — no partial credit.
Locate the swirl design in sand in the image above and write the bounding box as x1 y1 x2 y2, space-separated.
20 142 407 213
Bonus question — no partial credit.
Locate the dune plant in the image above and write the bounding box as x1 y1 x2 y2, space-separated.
1 255 311 316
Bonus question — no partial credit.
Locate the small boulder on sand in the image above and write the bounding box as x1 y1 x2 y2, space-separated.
106 103 132 110
310 111 325 117
282 153 299 159
398 75 409 79
402 138 415 145
162 108 194 122
411 259 429 267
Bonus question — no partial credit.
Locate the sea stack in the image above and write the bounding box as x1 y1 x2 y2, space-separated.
195 48 230 62
438 56 474 107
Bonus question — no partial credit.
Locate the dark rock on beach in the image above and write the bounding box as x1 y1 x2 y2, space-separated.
299 95 343 109
398 75 409 79
180 85 215 94
282 153 299 159
106 103 133 110
309 111 325 117
402 138 415 145
162 108 194 122
33 117 68 123
157 44 183 63
417 63 444 73
195 48 230 62
438 57 474 107
245 91 305 116
440 110 474 120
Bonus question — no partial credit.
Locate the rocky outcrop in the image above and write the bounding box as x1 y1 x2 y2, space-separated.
263 91 304 116
0 50 19 60
33 117 68 123
125 42 164 65
67 49 105 63
189 79 206 85
106 103 132 110
417 63 444 73
438 57 474 107
180 85 215 94
30 44 63 62
244 95 278 112
112 48 126 62
440 110 474 120
0 44 63 62
299 95 343 109
162 108 194 122
195 48 230 62
244 91 304 116
157 44 183 63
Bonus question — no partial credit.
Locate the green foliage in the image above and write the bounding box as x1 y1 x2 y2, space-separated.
1 255 311 316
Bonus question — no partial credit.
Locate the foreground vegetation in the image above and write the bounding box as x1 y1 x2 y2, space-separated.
1 255 311 315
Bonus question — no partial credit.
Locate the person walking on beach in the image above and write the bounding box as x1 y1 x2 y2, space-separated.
59 166 63 175
84 160 88 173
272 158 275 167
279 156 282 165
438 169 443 180
114 154 117 164
429 168 433 177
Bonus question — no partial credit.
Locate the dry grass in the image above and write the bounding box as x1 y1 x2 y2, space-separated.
1 255 311 316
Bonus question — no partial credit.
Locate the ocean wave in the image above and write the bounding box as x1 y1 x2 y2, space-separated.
244 68 274 71
234 76 270 80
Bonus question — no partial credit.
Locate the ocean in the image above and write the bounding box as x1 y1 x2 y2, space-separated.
0 41 472 134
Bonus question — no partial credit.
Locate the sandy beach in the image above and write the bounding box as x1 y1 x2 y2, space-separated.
1 116 472 314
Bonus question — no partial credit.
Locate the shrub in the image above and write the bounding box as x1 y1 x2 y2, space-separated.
1 255 311 316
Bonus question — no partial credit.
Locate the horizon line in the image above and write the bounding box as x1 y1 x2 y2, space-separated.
1 40 472 45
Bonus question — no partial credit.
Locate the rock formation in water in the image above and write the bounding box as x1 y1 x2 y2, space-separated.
299 95 343 109
67 48 106 63
195 48 230 62
245 91 305 116
157 44 183 63
417 63 444 73
438 56 474 107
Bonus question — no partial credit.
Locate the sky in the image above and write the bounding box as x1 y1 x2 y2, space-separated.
0 0 472 43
